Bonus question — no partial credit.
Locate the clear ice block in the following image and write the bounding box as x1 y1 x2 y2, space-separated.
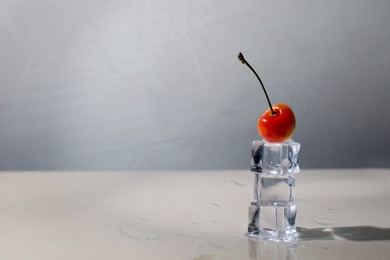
250 139 300 175
247 139 301 242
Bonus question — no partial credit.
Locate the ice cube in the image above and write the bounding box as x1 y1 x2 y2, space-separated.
250 139 300 175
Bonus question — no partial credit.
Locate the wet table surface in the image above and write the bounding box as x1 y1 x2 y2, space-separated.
0 169 389 259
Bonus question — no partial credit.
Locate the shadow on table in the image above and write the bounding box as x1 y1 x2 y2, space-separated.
297 226 390 241
248 226 390 260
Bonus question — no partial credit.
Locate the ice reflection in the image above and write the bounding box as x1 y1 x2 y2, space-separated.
248 237 305 260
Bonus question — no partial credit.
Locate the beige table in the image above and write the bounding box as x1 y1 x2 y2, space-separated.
0 169 389 259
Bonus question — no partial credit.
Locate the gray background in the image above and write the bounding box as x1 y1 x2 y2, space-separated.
0 0 389 171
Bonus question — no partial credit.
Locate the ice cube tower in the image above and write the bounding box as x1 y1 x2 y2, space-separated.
247 139 300 242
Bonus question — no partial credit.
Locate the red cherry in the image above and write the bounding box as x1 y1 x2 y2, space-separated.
238 52 296 142
257 103 296 142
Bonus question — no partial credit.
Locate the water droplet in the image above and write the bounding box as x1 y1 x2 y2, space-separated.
191 220 205 225
230 179 248 187
119 225 160 240
198 243 210 249
312 218 335 226
175 228 202 237
187 255 215 260
295 197 315 203
209 236 242 249
210 202 226 208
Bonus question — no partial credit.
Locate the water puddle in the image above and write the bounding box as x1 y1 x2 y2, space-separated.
298 227 334 240
286 241 306 252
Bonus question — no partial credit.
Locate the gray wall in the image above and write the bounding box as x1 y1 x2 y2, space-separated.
0 0 389 170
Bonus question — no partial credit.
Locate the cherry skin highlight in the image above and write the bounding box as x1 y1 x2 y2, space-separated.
257 103 296 143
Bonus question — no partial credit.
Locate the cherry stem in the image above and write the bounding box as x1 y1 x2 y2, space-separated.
238 52 275 115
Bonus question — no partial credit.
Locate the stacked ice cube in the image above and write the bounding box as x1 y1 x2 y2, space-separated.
247 139 301 242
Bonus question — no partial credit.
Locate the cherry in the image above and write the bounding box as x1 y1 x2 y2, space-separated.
257 103 295 143
238 52 296 142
